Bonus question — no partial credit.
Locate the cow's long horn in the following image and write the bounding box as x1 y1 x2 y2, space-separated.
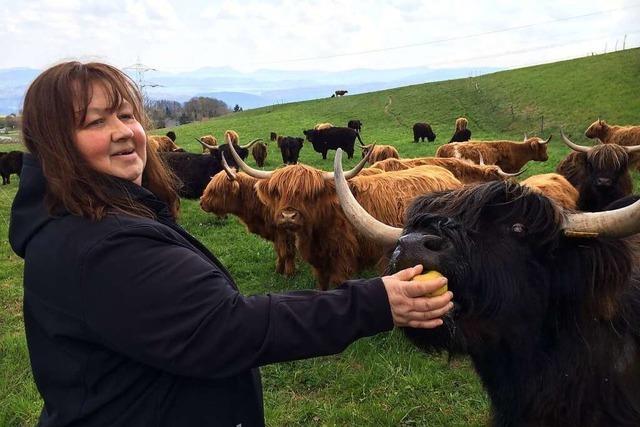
239 138 263 149
322 146 374 180
623 144 640 153
333 148 402 245
227 138 274 179
524 133 528 142
560 130 591 153
196 137 218 150
497 165 526 177
478 152 485 165
563 198 640 238
539 135 552 145
220 153 237 181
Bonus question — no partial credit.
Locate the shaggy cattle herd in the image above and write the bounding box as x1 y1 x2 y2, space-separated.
3 116 640 425
183 117 640 426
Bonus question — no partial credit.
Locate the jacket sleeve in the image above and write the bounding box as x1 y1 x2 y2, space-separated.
80 223 393 380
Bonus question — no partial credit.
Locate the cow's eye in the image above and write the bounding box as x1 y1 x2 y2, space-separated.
512 223 526 234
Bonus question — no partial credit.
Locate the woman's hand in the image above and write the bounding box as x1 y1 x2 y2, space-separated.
382 264 453 329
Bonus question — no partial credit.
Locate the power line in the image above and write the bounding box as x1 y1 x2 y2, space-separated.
415 31 640 69
238 3 640 67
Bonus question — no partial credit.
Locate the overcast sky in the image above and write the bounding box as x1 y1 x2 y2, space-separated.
1 0 638 73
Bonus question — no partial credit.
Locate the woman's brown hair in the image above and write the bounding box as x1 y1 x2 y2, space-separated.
21 61 180 220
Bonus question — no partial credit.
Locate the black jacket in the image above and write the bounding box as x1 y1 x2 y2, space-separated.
9 154 394 427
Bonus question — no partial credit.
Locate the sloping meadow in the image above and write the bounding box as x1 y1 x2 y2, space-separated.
1 48 638 425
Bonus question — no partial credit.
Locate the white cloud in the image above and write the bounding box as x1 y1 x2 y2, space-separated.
0 0 638 71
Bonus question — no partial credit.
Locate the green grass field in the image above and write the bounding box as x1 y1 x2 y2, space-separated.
1 48 639 426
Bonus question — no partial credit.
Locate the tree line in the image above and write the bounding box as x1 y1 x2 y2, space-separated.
146 97 242 129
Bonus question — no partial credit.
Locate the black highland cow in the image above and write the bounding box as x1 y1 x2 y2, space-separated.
277 136 304 165
303 126 363 159
412 122 436 142
347 119 362 133
333 155 640 427
556 131 639 211
449 128 472 143
0 150 24 185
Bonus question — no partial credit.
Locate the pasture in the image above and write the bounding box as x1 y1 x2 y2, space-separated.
1 48 639 426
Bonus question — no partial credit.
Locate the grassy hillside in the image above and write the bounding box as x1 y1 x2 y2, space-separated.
1 49 639 426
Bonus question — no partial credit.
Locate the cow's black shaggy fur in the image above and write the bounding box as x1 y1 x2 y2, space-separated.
389 181 640 426
556 144 633 211
449 128 472 143
303 127 363 159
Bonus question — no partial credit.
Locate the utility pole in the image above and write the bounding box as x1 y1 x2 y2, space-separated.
623 34 627 50
124 60 163 109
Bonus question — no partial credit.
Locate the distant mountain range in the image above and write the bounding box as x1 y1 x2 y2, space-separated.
0 65 501 114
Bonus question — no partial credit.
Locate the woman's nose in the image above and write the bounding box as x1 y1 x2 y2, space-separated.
112 118 134 141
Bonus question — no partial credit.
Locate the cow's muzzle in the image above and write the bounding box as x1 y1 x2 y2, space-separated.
277 209 303 230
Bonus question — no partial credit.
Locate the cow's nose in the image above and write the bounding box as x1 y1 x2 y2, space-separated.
281 211 297 220
596 177 612 186
398 233 443 252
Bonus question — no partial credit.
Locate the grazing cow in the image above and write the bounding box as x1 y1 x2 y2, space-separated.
360 144 399 164
198 135 218 154
270 132 277 142
334 169 640 427
556 131 639 212
251 140 268 167
585 119 640 170
370 157 521 184
303 126 364 160
436 135 551 173
229 144 461 290
347 119 362 133
277 136 304 165
165 131 177 142
333 90 348 97
449 117 472 143
147 135 184 152
0 150 23 185
412 123 436 143
200 158 296 276
163 135 262 199
521 173 579 210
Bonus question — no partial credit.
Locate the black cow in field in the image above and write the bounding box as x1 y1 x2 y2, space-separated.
334 160 640 427
303 126 363 159
412 122 436 142
277 136 304 165
159 151 223 199
449 128 471 143
270 132 277 142
556 131 639 211
347 119 362 133
0 150 23 185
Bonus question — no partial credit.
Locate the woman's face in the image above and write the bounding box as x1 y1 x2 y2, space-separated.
74 83 147 185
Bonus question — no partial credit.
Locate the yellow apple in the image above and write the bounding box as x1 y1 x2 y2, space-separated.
411 270 448 297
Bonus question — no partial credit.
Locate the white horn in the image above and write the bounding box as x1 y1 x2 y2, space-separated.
563 198 640 238
333 148 402 245
560 130 591 153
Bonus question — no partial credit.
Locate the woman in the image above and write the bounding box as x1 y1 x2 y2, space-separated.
9 61 453 426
